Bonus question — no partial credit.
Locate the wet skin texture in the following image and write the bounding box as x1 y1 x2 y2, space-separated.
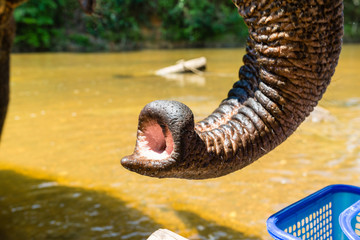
0 0 95 139
121 0 344 179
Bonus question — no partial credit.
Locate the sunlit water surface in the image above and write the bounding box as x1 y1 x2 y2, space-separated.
0 45 359 239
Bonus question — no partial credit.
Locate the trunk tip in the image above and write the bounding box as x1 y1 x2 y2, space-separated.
120 100 196 177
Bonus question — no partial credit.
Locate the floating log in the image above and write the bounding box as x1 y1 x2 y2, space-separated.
147 229 189 240
155 57 206 76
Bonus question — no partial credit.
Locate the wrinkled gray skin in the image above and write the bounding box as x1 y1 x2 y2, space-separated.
121 0 344 179
0 0 95 139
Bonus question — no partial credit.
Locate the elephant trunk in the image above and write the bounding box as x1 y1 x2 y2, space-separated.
122 0 344 179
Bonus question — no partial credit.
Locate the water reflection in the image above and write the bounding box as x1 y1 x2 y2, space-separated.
0 45 359 239
159 73 206 87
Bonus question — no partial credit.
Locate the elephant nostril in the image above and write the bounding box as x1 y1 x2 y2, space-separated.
144 122 166 153
138 121 174 159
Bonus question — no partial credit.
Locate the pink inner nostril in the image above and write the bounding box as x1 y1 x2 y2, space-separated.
143 122 174 155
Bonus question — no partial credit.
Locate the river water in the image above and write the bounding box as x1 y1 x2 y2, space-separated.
0 45 359 240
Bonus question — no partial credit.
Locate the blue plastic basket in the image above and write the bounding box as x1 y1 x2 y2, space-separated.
339 200 360 240
267 184 360 240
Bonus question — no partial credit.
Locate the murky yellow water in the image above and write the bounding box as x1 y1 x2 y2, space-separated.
0 45 359 240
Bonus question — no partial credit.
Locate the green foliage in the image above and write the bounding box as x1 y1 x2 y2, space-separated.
83 0 142 50
146 0 247 45
12 0 360 52
13 1 61 50
343 0 360 42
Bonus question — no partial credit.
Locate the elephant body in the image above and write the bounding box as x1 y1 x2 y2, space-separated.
0 0 20 138
121 0 344 179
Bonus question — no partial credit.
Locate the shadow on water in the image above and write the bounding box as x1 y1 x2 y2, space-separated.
0 170 161 240
0 170 264 240
174 210 261 240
